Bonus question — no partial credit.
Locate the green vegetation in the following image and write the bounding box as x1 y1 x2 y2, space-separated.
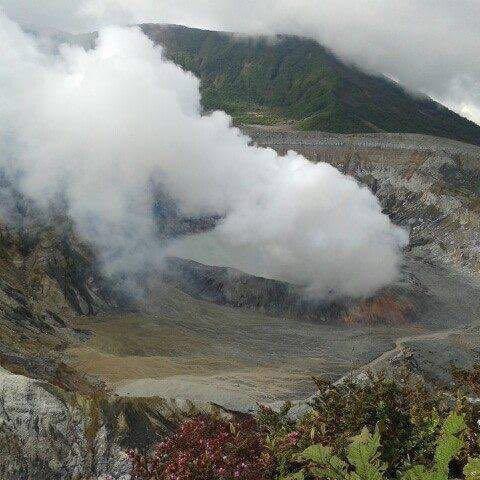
282 412 477 480
141 24 480 145
129 370 480 479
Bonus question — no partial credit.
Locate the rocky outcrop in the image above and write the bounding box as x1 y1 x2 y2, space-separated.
160 256 345 322
0 369 129 480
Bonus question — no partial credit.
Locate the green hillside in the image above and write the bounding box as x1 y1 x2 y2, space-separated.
141 24 480 145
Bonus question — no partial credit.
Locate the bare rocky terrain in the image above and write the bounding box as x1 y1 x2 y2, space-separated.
1 127 480 478
66 126 480 410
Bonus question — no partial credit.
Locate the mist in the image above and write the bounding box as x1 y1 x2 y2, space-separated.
0 14 407 298
2 2 479 124
80 0 480 125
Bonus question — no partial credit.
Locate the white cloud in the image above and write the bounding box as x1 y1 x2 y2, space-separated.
1 1 479 124
83 0 480 125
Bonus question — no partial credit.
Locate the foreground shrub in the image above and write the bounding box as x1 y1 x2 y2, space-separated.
128 415 275 480
129 372 480 480
283 412 480 480
258 374 480 477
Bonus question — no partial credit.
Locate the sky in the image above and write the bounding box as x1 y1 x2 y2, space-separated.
1 0 479 125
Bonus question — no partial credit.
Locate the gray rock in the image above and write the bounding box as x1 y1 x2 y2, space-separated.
0 370 130 480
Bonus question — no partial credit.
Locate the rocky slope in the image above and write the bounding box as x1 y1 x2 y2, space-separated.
245 124 480 379
244 126 480 280
160 256 345 321
1 127 480 477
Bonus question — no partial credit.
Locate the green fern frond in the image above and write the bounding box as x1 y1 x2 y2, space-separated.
346 427 385 480
441 412 466 437
434 412 466 476
300 444 335 464
299 444 347 479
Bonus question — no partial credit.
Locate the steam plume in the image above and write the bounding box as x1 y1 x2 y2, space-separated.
0 14 408 298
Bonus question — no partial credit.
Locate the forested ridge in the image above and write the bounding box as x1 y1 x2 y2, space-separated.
141 24 480 145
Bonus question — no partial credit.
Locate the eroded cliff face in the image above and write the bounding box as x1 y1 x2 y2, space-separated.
0 181 131 391
0 370 128 479
0 366 205 479
0 186 134 478
1 128 480 478
244 126 480 281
